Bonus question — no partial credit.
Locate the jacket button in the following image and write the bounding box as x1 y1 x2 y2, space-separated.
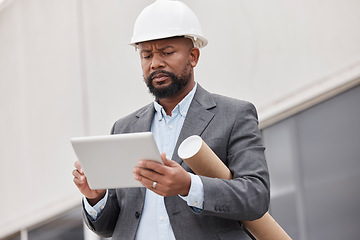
135 212 141 219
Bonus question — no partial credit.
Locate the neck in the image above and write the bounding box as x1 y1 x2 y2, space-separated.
158 81 195 116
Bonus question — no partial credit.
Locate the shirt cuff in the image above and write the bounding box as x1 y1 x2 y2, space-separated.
179 173 204 210
83 190 108 221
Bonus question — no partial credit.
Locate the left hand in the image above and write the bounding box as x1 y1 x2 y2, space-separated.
133 153 191 197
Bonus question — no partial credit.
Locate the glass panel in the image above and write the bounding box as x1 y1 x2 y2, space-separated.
262 118 300 239
28 207 83 240
262 84 360 240
296 85 360 240
2 232 21 240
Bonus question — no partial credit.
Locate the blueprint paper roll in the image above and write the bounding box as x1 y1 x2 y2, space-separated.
178 135 232 180
243 213 292 240
178 135 292 240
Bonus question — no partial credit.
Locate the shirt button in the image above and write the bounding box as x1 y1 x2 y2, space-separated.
169 125 173 130
100 205 105 210
90 211 96 215
193 201 198 206
159 216 164 221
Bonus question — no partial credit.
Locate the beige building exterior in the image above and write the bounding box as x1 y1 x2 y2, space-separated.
1 0 359 239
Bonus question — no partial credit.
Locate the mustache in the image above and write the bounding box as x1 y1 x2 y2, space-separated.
147 70 176 82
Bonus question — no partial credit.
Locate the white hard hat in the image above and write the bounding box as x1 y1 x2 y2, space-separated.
130 0 208 48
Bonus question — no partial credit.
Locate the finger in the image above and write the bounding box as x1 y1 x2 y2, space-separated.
161 152 168 165
134 171 162 192
133 166 160 182
72 169 87 185
73 173 87 186
74 161 83 173
72 169 85 179
133 166 162 190
160 153 176 167
138 160 165 174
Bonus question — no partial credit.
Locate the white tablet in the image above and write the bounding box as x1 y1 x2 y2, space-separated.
70 132 162 189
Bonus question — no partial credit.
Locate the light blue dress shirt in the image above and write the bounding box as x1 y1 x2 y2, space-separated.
84 83 204 239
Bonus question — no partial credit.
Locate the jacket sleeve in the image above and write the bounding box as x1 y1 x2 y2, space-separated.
82 189 120 238
199 101 270 221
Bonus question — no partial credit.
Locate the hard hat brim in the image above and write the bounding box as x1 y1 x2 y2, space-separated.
129 34 208 49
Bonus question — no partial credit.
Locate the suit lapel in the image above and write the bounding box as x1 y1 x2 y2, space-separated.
131 86 217 215
129 103 155 133
129 86 216 168
172 85 216 166
166 85 216 214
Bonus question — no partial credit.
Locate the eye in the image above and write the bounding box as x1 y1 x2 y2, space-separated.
142 54 152 59
141 51 152 59
164 51 174 56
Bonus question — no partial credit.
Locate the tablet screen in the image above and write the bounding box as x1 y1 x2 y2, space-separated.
71 132 162 189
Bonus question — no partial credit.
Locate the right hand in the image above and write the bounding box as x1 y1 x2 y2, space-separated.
73 161 106 206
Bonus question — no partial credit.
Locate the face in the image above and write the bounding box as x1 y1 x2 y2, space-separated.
138 37 199 99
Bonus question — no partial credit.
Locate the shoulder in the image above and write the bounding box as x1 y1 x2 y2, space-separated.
110 103 154 134
212 94 259 125
212 93 255 109
196 85 258 117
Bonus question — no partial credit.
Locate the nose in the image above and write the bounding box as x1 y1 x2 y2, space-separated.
151 53 165 70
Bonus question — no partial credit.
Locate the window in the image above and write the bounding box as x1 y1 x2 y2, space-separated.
28 208 84 240
262 84 360 239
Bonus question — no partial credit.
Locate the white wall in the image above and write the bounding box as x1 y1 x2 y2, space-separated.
1 0 360 237
80 0 360 134
0 0 84 237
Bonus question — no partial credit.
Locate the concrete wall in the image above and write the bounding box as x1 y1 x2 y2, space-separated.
1 0 360 237
0 0 84 237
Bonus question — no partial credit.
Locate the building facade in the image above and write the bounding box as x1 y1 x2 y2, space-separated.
1 0 360 239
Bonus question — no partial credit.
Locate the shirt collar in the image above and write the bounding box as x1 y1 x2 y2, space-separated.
153 82 198 121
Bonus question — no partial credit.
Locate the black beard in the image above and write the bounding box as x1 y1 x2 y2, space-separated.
145 68 192 99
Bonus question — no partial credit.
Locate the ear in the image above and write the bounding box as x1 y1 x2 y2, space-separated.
189 48 200 68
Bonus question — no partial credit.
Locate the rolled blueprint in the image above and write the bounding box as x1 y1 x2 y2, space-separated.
178 135 232 179
178 135 291 240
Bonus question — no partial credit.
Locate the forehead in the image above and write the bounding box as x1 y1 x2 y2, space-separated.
138 37 191 51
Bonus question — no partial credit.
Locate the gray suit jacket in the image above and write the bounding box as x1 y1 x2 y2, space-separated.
83 84 270 240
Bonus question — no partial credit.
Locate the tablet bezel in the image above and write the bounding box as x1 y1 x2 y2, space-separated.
71 132 162 189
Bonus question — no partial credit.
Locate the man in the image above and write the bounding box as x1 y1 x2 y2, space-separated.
72 1 270 239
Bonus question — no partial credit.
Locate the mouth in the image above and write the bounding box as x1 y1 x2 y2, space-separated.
151 73 170 85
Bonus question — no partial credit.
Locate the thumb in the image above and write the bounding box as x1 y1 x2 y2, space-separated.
161 152 176 166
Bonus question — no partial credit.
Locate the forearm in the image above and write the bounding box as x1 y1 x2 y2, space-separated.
83 189 120 238
200 171 269 221
199 141 270 220
179 173 204 211
83 190 108 220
